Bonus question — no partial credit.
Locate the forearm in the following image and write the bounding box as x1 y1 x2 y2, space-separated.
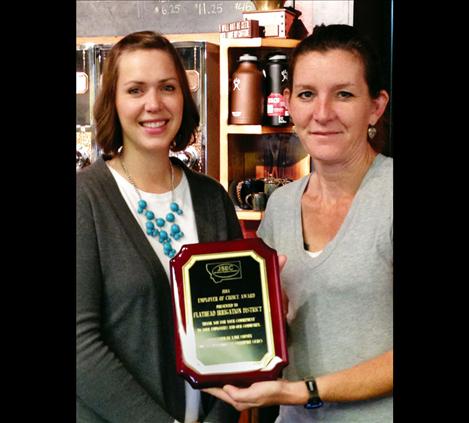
206 350 393 411
278 350 393 405
314 350 393 403
271 350 394 404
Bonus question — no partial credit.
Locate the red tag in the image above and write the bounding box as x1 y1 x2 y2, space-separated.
266 93 288 117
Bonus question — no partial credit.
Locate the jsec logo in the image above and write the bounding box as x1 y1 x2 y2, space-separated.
205 261 242 284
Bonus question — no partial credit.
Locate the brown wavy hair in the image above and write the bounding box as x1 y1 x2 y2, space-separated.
93 31 199 156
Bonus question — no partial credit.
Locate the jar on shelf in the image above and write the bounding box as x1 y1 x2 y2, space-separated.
230 54 264 125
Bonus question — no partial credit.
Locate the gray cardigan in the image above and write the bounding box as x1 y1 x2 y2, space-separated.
76 157 242 423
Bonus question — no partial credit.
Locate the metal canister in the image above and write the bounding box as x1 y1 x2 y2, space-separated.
230 54 264 125
265 54 289 126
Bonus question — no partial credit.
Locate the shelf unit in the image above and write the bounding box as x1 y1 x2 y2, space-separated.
219 37 310 221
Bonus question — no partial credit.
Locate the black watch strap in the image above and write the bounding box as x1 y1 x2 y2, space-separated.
303 377 324 409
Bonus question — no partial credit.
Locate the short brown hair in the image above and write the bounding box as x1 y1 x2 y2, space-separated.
93 31 199 156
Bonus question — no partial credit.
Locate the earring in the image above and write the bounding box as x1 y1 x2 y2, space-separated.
170 140 176 149
368 125 377 140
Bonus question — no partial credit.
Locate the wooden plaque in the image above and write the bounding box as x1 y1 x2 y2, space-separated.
170 237 288 388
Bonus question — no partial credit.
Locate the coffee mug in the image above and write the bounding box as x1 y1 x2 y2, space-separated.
233 179 265 209
264 179 279 198
263 176 292 198
245 192 267 211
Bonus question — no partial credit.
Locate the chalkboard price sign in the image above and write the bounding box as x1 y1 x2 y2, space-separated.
154 3 185 16
193 2 224 16
77 1 257 37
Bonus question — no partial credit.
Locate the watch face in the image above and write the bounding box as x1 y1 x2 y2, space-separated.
305 400 323 409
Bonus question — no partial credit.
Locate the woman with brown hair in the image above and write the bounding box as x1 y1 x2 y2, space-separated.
76 31 241 423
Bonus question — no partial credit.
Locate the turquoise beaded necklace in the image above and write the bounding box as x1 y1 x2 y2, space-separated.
120 157 184 258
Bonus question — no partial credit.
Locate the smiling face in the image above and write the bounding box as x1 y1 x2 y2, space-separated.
285 49 388 164
115 49 184 155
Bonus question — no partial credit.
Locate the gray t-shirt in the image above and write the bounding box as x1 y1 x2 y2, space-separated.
258 154 393 422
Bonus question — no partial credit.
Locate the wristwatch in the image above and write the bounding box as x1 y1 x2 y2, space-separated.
303 377 324 409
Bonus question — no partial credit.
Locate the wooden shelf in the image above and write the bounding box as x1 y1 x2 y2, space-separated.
236 210 264 221
77 35 297 50
227 125 295 134
77 32 221 46
220 37 300 49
